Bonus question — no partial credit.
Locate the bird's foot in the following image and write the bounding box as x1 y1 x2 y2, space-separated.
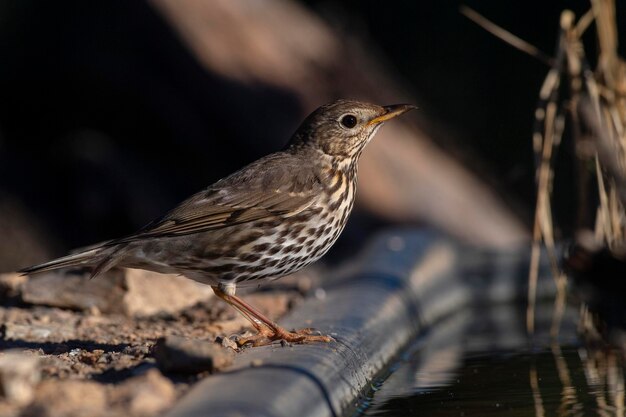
235 326 333 347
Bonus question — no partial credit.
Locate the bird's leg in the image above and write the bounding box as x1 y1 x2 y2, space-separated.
212 285 272 336
211 284 332 347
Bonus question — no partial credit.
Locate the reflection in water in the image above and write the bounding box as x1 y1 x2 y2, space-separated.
355 300 626 417
579 345 625 417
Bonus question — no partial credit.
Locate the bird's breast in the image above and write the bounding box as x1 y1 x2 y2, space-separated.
319 168 357 242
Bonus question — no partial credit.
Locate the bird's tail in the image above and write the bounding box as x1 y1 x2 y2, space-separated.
19 243 128 279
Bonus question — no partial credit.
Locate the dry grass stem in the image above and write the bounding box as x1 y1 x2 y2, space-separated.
462 1 626 341
460 6 553 65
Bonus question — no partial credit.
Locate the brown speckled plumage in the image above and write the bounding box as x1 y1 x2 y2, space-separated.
21 99 415 346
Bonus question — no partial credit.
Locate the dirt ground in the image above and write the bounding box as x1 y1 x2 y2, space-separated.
0 269 311 417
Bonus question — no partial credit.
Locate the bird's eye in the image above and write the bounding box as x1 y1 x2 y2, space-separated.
340 114 358 129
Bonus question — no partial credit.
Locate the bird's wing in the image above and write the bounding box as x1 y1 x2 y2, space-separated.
112 153 323 242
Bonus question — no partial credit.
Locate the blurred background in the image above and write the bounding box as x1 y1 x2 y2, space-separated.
0 0 623 271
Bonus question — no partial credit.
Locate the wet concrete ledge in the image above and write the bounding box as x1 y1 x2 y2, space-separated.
166 230 548 417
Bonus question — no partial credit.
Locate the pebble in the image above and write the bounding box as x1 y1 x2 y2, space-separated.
1 323 75 343
215 335 238 350
23 369 175 417
114 369 176 416
0 273 28 300
0 351 41 406
154 336 234 374
25 379 106 417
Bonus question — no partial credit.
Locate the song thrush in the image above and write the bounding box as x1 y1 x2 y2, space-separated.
21 99 415 346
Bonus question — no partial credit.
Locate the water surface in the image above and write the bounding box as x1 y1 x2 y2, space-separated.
355 301 625 417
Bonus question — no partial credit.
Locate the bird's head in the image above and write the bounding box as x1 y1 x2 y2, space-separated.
288 99 416 159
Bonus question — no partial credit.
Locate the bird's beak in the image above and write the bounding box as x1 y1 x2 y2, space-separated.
367 104 417 126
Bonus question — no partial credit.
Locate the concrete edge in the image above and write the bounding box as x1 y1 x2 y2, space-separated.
165 230 555 417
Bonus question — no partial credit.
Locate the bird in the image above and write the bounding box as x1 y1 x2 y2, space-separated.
20 99 416 346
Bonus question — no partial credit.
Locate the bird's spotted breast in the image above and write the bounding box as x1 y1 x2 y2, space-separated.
190 169 356 286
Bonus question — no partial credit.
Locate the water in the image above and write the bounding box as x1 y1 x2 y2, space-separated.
353 301 626 417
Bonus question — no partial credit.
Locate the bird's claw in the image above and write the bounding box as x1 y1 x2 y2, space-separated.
234 327 333 347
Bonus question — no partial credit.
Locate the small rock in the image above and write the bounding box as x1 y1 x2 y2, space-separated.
21 270 127 313
154 336 234 374
215 335 238 350
123 344 151 356
24 379 106 417
122 268 214 317
1 323 75 343
0 351 41 406
0 273 28 301
78 350 104 365
88 305 101 316
112 369 176 416
21 268 214 317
